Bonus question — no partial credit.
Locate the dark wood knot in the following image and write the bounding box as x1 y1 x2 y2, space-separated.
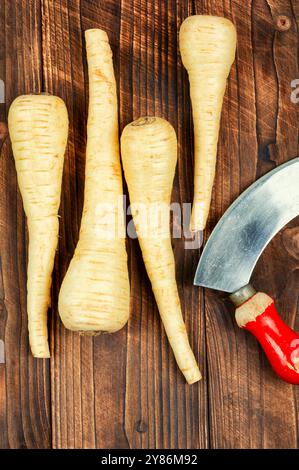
275 15 291 32
135 419 148 433
0 122 8 141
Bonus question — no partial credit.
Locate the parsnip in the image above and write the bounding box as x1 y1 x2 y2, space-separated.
58 29 130 334
121 117 201 384
8 94 68 357
180 15 236 231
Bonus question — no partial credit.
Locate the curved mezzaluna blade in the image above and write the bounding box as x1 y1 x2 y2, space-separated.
194 158 299 293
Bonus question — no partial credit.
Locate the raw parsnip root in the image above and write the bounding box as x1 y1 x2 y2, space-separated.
180 15 237 231
121 117 201 384
58 29 130 334
8 94 68 357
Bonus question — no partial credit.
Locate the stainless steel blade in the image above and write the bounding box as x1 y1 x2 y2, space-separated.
194 158 299 293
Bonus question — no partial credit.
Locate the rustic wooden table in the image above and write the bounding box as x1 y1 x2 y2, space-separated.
0 0 298 449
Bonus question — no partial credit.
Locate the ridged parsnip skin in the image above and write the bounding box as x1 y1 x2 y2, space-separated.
8 94 68 358
58 29 130 334
180 15 236 231
121 117 201 384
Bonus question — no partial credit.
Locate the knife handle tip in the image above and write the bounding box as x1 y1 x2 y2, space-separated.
233 289 299 384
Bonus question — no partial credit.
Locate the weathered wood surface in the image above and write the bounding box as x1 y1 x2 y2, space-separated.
0 0 298 449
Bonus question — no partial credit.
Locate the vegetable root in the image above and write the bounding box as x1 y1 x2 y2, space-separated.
121 117 201 384
180 15 236 231
8 94 68 357
58 29 130 334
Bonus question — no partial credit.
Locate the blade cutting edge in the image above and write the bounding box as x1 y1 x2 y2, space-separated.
194 158 299 293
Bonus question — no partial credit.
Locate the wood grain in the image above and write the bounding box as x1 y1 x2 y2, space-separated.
42 0 129 449
0 0 51 449
0 0 298 449
200 0 299 449
120 0 208 449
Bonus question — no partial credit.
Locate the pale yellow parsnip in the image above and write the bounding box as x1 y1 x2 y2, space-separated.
58 29 130 334
180 15 237 231
121 117 201 384
8 94 68 357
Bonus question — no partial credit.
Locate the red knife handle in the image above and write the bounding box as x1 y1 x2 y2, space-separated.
232 290 299 384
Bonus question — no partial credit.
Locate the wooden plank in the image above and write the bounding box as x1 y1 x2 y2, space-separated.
263 0 299 448
42 0 89 449
0 0 51 449
42 0 129 448
120 0 208 449
81 0 130 449
198 0 299 448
